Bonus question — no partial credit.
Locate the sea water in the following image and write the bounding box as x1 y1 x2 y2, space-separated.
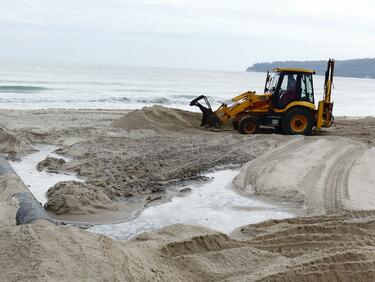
0 61 374 116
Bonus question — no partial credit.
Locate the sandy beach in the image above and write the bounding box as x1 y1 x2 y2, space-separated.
1 107 375 281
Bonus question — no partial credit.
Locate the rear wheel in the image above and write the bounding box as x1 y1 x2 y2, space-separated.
281 108 313 135
238 116 259 134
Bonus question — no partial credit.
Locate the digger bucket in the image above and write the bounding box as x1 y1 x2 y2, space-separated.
190 95 220 128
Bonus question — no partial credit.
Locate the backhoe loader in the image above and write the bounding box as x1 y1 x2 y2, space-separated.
190 59 335 135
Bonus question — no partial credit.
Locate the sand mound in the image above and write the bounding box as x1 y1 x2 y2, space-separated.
2 215 375 281
234 136 372 214
0 221 179 282
45 181 119 215
37 157 66 172
0 126 33 158
112 105 201 132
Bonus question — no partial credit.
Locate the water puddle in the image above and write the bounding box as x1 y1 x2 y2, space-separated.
89 170 295 240
9 144 82 205
8 144 295 240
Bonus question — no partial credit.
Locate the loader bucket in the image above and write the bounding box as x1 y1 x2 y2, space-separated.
190 95 220 128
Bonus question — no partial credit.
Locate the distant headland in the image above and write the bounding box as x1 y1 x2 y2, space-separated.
246 58 375 79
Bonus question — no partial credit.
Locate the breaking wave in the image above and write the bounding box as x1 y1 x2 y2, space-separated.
0 95 223 106
0 85 49 93
96 95 222 105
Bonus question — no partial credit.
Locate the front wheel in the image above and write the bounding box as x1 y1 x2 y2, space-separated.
238 116 259 134
281 108 313 135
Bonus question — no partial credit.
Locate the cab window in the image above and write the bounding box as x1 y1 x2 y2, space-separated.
267 73 280 92
274 73 298 108
301 74 314 103
279 74 297 94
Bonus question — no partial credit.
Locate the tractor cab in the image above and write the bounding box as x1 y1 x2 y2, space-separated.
265 68 316 110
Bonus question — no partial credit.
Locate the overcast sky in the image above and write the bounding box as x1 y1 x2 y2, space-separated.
0 0 374 71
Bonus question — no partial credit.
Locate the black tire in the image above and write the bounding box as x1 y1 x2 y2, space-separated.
238 116 259 134
232 119 239 129
281 107 313 135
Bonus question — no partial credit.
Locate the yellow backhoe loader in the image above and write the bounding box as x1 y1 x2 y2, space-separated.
190 59 335 135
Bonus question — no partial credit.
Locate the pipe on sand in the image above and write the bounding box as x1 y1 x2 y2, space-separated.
0 154 91 228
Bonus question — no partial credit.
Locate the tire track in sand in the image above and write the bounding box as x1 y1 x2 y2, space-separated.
233 136 306 195
322 143 366 213
234 136 368 214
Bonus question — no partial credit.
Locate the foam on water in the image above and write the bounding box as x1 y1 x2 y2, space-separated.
89 170 295 240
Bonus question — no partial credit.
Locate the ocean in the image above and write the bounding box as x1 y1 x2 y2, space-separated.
0 61 374 117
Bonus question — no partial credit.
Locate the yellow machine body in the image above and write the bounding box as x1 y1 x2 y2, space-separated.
190 59 335 135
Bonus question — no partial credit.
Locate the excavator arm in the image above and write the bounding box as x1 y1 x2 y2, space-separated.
316 59 335 129
190 92 254 128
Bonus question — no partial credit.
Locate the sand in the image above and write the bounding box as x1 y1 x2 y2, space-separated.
1 107 282 221
233 136 373 214
0 174 25 226
0 125 34 159
1 212 375 281
37 156 66 172
1 107 375 281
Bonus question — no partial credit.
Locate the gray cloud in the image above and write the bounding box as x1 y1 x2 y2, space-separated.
0 0 374 70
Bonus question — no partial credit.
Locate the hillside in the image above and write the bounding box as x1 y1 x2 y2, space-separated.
246 58 375 79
